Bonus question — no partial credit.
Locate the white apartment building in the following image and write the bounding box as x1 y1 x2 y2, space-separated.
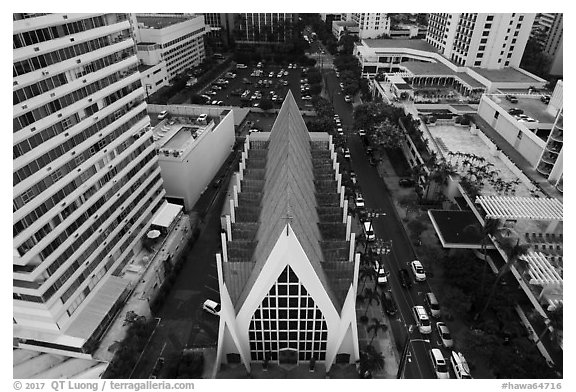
476 80 563 190
133 14 206 82
343 13 390 39
426 13 536 69
13 13 166 357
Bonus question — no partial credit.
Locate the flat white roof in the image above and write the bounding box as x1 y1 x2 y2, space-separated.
152 202 183 228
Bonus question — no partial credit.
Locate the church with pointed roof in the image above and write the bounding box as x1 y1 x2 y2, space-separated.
214 91 360 373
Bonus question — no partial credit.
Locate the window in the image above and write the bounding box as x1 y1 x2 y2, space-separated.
474 60 481 66
482 31 489 36
494 111 500 119
480 38 487 44
486 15 494 21
476 53 484 58
517 131 523 140
519 15 524 22
505 61 510 66
479 45 485 51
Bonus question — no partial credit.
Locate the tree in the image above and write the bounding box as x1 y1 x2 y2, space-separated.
359 265 377 292
481 239 530 316
259 98 273 111
357 344 385 377
464 218 507 297
360 287 380 323
534 304 563 345
367 318 388 346
368 118 405 149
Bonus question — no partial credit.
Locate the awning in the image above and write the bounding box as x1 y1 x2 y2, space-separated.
66 276 130 340
151 202 183 228
476 196 563 221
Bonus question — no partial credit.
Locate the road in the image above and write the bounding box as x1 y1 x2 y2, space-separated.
130 147 241 379
323 67 441 379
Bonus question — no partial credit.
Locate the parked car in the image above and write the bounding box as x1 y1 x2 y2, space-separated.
358 129 366 136
350 170 357 184
505 94 518 103
236 63 247 69
363 221 375 242
381 291 397 316
157 110 168 120
450 351 473 379
149 357 165 379
412 305 432 334
436 322 454 348
410 260 426 281
540 94 551 104
344 148 351 159
355 192 365 208
508 107 524 116
345 95 352 102
203 299 221 315
424 292 441 318
430 348 450 379
377 268 390 286
398 178 415 187
398 268 412 289
368 157 377 166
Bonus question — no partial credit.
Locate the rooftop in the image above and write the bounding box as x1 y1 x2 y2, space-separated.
136 15 189 29
362 38 439 53
487 95 557 124
223 92 353 314
470 67 544 84
427 210 488 249
401 61 485 88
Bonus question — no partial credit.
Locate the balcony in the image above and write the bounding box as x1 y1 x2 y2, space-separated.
545 140 562 154
539 152 558 165
549 128 563 142
556 178 563 193
536 161 553 176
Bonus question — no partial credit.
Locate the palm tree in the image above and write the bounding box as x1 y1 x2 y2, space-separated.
534 304 563 345
360 287 380 323
359 265 377 292
481 238 530 315
367 318 388 346
357 344 385 377
464 218 507 296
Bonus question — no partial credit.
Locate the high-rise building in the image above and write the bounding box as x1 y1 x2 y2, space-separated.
215 92 360 373
13 13 166 356
533 13 563 76
426 13 536 69
348 13 391 39
232 13 297 45
133 14 206 82
203 13 235 48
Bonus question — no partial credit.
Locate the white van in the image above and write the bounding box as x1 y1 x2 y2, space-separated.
203 299 221 316
450 351 472 379
412 306 431 334
197 113 208 124
236 63 247 69
430 348 450 379
157 110 168 120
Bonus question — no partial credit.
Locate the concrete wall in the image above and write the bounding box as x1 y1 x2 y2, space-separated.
140 63 169 95
477 96 545 167
158 111 235 210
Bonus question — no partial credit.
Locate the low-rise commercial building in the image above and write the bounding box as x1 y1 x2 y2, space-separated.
148 106 235 210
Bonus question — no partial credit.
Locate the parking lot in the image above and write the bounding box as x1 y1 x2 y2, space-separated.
198 62 315 110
